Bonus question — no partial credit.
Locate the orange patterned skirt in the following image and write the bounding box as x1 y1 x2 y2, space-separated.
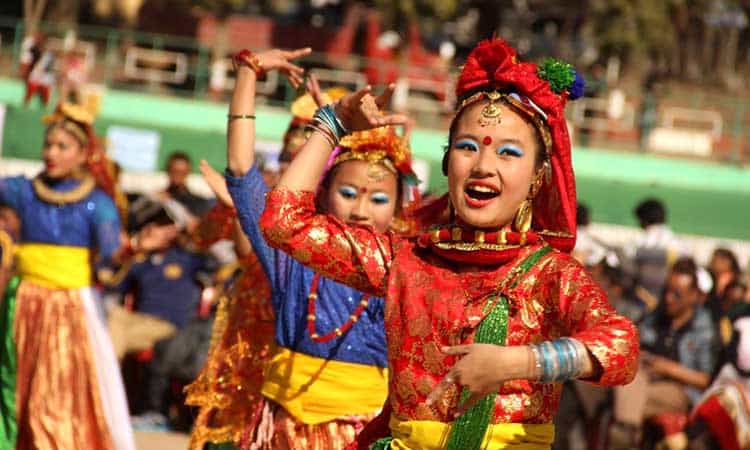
239 398 373 450
13 281 134 450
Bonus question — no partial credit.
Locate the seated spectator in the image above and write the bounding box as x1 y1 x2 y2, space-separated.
162 151 212 217
595 259 644 324
707 248 742 321
682 302 750 450
609 257 718 449
100 204 217 361
572 203 609 268
624 198 686 311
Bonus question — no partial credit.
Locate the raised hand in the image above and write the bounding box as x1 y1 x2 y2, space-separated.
306 72 326 107
334 84 410 132
237 47 311 88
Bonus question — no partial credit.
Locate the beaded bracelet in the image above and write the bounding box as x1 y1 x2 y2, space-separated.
312 104 348 141
227 114 256 121
306 119 339 148
530 337 586 383
232 49 266 80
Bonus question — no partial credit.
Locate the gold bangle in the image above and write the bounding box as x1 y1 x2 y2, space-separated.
227 114 256 120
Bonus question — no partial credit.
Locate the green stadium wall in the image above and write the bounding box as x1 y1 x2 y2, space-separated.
1 78 749 240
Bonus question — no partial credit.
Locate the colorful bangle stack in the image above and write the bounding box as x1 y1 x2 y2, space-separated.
530 337 587 383
232 49 266 80
306 104 349 148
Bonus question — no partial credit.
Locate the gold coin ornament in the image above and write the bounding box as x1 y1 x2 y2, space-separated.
163 263 183 280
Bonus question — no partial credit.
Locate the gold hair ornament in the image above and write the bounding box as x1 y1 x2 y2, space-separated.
458 91 553 155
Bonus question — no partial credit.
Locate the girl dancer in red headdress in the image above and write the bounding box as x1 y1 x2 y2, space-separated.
259 38 639 450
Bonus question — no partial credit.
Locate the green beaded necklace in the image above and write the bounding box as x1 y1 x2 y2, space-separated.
444 245 551 450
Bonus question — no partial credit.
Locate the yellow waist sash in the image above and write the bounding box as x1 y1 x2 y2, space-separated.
260 346 388 425
388 416 555 450
16 243 91 289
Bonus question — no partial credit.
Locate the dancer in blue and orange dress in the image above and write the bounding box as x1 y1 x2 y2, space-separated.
0 103 135 450
215 47 420 450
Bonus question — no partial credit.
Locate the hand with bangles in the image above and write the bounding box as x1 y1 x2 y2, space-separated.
426 344 533 416
428 338 597 415
233 47 311 88
333 84 410 132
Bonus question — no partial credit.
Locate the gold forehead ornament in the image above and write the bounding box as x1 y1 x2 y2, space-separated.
479 91 503 126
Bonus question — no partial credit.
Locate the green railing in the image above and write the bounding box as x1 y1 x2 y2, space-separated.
0 14 748 165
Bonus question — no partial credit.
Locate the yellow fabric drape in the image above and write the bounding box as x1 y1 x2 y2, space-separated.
261 347 388 424
388 416 555 450
16 243 91 288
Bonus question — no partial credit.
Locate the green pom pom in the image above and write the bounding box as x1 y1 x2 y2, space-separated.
537 58 575 94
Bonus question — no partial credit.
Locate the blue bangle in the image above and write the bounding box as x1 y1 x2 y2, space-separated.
313 104 348 142
535 338 585 383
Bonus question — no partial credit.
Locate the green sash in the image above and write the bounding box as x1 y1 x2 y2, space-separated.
445 246 551 450
0 276 20 450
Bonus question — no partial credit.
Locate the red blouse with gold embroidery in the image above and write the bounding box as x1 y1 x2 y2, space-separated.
260 188 639 424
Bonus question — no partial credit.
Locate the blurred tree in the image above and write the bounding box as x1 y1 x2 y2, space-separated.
589 0 748 86
46 0 80 25
373 0 460 28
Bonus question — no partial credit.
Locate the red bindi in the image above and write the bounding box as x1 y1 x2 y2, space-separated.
359 187 368 194
482 136 492 145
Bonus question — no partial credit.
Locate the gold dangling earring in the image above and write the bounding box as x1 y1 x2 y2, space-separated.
514 199 533 232
514 166 544 232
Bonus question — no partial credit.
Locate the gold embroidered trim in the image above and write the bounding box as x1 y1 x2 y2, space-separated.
0 230 14 270
32 174 95 205
538 230 574 238
458 91 553 154
435 241 521 252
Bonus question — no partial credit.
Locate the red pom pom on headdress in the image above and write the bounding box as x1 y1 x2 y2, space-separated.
455 38 518 99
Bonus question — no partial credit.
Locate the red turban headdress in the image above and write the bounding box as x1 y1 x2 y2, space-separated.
453 38 582 252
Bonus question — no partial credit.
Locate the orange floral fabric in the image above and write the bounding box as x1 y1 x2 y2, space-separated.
185 250 275 448
186 203 275 448
13 281 114 450
260 188 639 424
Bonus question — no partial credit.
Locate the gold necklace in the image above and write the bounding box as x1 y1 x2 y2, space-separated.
32 173 96 205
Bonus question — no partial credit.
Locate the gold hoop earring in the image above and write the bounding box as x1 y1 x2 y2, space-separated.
514 199 533 232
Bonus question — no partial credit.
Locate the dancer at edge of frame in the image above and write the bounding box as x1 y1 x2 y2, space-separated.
0 102 135 450
258 37 640 450
186 74 352 450
218 46 420 450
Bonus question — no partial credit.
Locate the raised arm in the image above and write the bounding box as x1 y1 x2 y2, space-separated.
223 48 310 291
227 48 309 176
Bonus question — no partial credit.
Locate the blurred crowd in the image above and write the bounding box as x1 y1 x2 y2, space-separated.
556 199 750 450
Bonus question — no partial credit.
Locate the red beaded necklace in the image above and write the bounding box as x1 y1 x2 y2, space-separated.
306 274 370 343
